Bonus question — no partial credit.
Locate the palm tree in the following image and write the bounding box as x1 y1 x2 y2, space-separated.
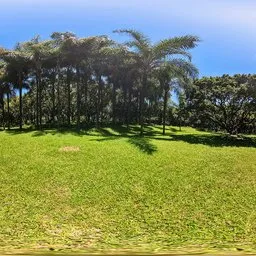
20 36 54 129
51 32 77 126
114 29 200 135
103 45 131 124
0 64 14 130
156 59 198 135
60 35 104 129
0 47 30 130
90 36 115 127
0 63 6 129
0 85 5 130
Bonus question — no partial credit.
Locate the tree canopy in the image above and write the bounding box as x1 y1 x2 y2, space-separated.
186 75 256 134
0 30 255 135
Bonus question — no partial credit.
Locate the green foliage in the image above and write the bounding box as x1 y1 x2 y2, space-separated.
0 29 200 133
1 30 255 136
186 75 256 134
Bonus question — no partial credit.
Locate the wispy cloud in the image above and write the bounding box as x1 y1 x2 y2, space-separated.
168 0 256 31
4 0 256 32
80 0 256 39
68 0 256 29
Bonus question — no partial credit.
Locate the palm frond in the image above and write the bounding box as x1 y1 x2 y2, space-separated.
168 58 199 79
153 35 200 60
113 29 150 54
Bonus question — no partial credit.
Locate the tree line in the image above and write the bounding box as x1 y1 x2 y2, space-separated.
0 30 255 135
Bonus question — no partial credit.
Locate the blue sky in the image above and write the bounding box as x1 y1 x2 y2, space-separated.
0 0 256 77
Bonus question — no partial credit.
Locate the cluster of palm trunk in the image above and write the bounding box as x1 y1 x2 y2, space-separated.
0 30 199 134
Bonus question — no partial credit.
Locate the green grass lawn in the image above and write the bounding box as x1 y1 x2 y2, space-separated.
1 126 256 254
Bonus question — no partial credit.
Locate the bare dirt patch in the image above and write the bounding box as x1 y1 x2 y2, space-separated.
59 146 80 152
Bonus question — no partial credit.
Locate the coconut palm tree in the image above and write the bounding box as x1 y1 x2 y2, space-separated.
114 29 200 134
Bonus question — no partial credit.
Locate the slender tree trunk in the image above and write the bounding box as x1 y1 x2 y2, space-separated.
56 64 61 129
18 72 23 130
162 86 168 135
83 76 88 124
96 75 102 128
148 101 152 125
123 85 127 125
139 89 143 135
38 71 42 130
126 85 132 128
7 92 10 130
76 66 81 130
140 74 147 135
57 77 61 129
36 77 39 129
51 75 56 123
112 81 117 125
1 94 5 130
67 67 71 126
99 77 103 125
136 91 140 124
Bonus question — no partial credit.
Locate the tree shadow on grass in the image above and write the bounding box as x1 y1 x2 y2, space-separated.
110 124 163 136
154 133 256 148
3 125 158 155
32 131 48 137
5 128 54 138
3 125 256 149
5 127 92 137
170 127 182 133
93 135 157 155
128 136 157 155
3 127 34 134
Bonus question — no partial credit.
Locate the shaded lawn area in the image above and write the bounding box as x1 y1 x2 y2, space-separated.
0 126 256 254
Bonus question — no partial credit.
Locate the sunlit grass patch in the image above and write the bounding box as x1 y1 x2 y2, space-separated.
59 146 80 152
